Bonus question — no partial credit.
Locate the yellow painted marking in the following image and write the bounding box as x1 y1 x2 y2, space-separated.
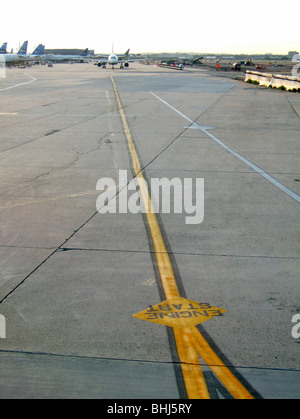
111 76 255 399
110 75 179 302
189 327 255 399
0 112 18 115
133 297 226 329
174 328 210 399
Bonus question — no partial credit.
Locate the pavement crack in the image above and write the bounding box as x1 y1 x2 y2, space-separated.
0 209 99 304
285 94 300 120
24 167 54 182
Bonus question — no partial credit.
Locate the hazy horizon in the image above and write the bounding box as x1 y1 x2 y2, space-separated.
2 0 299 57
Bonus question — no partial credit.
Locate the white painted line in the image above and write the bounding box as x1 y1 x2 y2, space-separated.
149 91 300 204
0 73 37 91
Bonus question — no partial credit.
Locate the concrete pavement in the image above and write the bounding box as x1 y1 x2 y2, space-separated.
0 63 299 399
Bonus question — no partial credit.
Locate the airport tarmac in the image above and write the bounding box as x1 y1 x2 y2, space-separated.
0 63 299 399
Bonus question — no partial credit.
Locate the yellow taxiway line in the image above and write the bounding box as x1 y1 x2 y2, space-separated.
111 75 254 399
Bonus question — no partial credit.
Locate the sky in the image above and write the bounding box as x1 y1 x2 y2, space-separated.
2 0 300 55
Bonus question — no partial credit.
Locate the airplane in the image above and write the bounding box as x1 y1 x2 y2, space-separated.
0 43 7 54
1 41 28 64
43 48 93 63
96 48 132 69
2 42 44 65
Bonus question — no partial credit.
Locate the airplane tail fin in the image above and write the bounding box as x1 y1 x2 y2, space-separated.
18 41 28 54
124 49 130 57
32 44 45 56
192 56 204 64
0 42 7 54
81 48 89 56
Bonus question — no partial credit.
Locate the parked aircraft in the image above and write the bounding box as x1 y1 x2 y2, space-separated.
43 48 93 62
96 48 132 69
2 42 44 65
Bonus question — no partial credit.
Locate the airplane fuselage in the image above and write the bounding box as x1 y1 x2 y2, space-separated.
1 54 26 63
44 52 91 63
96 48 131 69
108 54 119 66
0 41 44 66
2 54 42 64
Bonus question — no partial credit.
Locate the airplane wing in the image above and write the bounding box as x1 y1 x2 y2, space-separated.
94 48 130 60
117 49 130 60
95 58 109 63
